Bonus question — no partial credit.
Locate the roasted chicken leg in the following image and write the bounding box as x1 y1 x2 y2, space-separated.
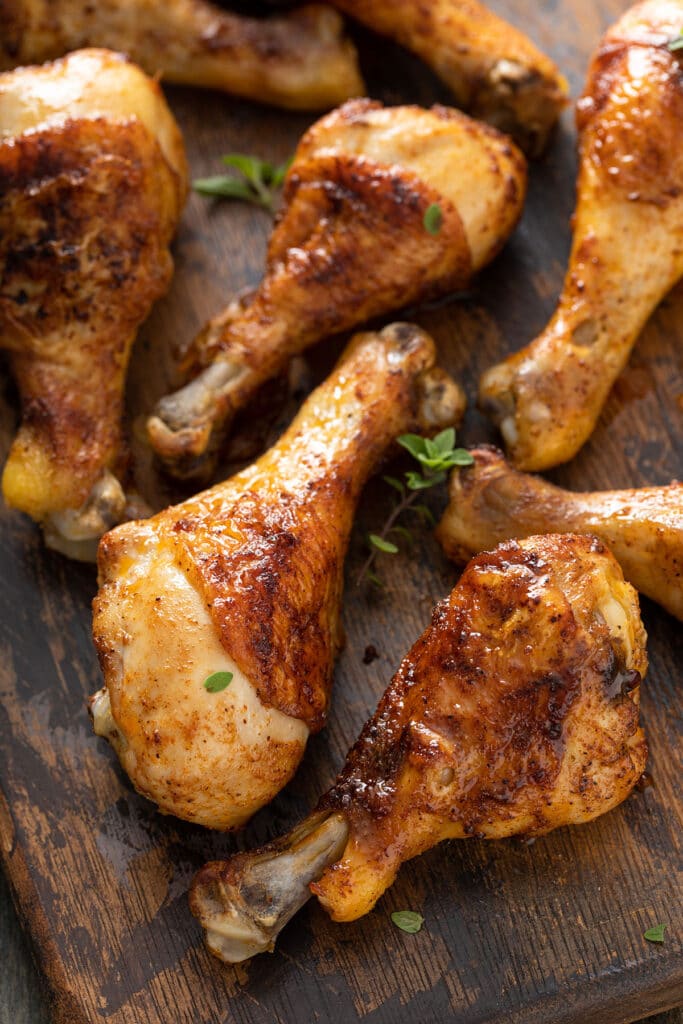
480 0 683 471
436 445 683 621
0 49 187 559
0 0 363 111
331 0 568 154
190 533 647 962
148 98 526 477
91 323 465 830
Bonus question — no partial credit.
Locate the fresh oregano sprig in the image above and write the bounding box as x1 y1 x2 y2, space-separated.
194 153 292 213
357 428 473 587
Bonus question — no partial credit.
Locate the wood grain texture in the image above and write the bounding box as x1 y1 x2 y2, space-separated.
1 2 682 1022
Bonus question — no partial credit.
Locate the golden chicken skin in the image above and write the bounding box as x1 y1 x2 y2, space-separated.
436 446 683 621
190 533 648 962
331 0 568 154
0 0 363 111
91 323 465 830
147 98 527 478
480 0 683 471
0 48 187 559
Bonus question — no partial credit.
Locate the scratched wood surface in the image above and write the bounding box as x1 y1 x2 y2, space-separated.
1 2 682 1023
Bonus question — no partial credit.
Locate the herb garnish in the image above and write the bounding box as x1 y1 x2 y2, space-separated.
357 429 472 587
203 671 234 693
194 154 291 213
423 202 443 235
391 910 424 934
644 923 666 944
668 29 683 51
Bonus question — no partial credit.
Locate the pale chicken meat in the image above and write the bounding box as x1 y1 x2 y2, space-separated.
147 98 526 477
436 446 683 621
91 323 466 830
0 49 187 559
331 0 568 154
0 0 363 111
480 0 683 471
190 534 647 962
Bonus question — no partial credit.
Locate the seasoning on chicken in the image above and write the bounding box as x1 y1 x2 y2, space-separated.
480 0 683 470
148 98 526 478
91 323 465 830
0 49 187 559
331 0 568 154
190 534 647 962
0 0 363 111
436 445 683 621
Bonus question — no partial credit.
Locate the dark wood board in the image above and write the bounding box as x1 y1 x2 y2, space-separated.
1 2 682 1022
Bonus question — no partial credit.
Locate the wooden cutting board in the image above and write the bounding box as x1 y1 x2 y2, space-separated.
1 2 682 1022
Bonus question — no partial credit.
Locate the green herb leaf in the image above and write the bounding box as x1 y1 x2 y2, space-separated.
203 671 234 693
222 152 270 178
668 29 683 51
382 475 406 497
193 176 257 200
366 570 385 589
644 923 666 944
451 450 475 467
405 471 438 491
423 202 443 235
391 910 424 934
194 152 291 212
369 534 399 554
414 451 450 470
397 433 428 459
433 427 456 454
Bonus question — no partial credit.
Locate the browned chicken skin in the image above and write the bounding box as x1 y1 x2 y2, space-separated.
147 98 526 478
480 0 683 471
0 0 363 111
331 0 568 154
190 534 647 962
91 323 465 830
436 446 683 621
0 49 187 559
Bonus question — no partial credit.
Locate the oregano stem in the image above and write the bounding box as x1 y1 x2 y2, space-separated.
356 483 430 587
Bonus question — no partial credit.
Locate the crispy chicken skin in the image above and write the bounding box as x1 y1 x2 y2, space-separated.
0 49 187 559
480 0 683 471
436 446 683 621
191 534 647 962
331 0 568 154
91 323 466 830
0 0 363 111
147 99 526 477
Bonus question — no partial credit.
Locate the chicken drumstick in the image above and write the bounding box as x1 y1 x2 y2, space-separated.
190 533 647 962
148 98 526 478
0 49 187 559
436 446 683 621
331 0 568 154
0 0 363 111
480 0 683 471
91 323 465 830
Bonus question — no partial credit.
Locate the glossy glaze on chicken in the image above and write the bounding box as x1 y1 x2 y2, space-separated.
0 48 187 559
0 0 363 111
92 323 465 830
480 0 683 470
191 534 647 961
148 98 526 477
437 446 683 621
